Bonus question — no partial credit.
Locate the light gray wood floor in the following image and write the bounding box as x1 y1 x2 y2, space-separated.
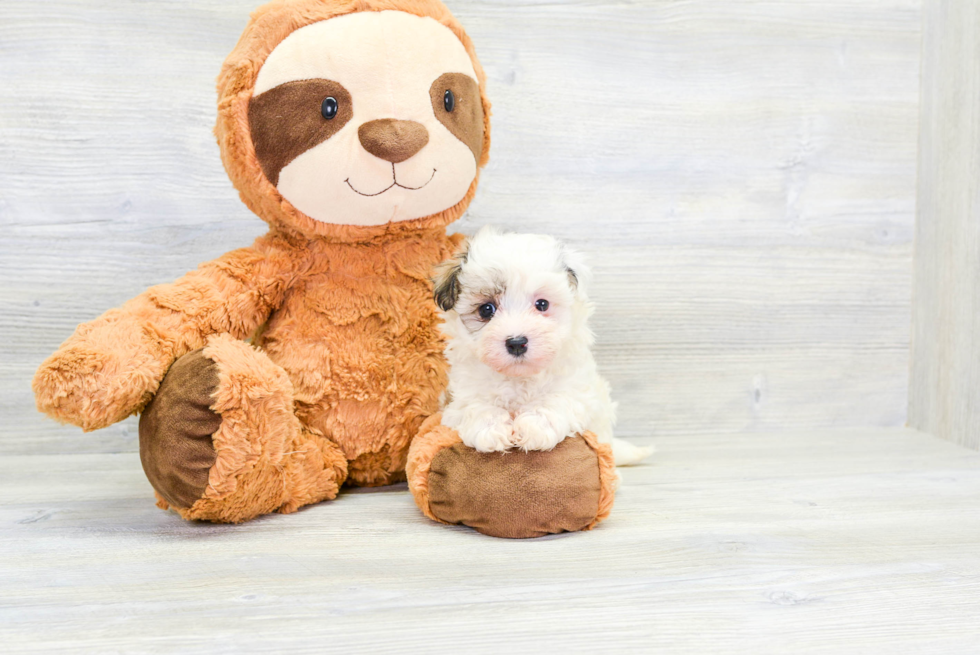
2 428 979 654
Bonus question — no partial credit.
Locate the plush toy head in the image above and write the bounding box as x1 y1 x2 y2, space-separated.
216 0 491 241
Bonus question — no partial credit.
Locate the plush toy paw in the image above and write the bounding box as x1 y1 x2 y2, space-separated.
33 313 168 431
407 414 617 538
138 348 222 510
139 335 347 523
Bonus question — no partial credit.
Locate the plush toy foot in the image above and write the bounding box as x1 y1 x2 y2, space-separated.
139 334 347 523
406 414 617 539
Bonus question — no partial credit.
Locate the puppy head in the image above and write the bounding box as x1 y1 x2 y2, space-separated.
216 0 491 242
434 227 592 377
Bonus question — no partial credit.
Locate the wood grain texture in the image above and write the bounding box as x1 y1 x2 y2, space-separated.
909 0 980 450
0 0 921 454
2 428 979 653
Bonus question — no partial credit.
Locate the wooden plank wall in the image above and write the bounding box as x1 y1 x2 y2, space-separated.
910 0 980 450
0 0 921 455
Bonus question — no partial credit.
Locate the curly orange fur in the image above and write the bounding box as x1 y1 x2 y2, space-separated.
32 0 490 521
405 413 463 524
579 432 617 530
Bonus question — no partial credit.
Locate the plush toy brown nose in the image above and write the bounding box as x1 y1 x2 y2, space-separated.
358 119 429 163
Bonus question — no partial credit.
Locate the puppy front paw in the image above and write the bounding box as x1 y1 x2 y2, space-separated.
458 413 514 453
511 412 566 452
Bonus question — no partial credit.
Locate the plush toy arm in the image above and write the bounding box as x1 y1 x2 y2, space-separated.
33 245 287 431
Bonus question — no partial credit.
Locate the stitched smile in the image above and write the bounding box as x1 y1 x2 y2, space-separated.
345 164 437 197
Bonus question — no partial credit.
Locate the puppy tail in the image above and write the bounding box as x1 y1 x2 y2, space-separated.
610 437 654 466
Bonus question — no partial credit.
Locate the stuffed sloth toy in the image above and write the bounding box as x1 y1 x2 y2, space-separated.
33 0 618 537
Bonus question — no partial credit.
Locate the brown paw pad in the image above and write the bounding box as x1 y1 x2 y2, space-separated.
138 349 220 509
427 437 603 539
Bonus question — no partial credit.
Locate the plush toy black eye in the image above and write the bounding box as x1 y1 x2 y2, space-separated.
535 299 549 312
478 302 495 320
321 96 339 120
444 89 455 112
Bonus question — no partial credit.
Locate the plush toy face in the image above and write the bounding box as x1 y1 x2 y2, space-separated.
248 10 484 227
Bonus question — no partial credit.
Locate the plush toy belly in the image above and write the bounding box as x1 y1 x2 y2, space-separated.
256 241 451 487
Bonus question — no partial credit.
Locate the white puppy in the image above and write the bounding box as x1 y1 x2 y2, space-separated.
433 227 653 466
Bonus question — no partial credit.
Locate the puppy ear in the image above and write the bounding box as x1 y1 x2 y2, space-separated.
561 246 591 300
432 240 469 311
433 262 462 311
565 266 579 290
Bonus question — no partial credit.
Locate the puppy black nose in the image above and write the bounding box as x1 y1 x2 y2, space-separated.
505 336 528 357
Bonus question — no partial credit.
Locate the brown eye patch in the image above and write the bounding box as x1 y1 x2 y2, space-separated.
248 79 353 187
429 72 483 163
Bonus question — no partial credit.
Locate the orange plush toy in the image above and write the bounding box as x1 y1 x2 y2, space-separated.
33 0 618 536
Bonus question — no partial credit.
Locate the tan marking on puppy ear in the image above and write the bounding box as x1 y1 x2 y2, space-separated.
432 260 463 312
432 238 470 311
248 79 353 186
565 266 579 290
429 73 483 163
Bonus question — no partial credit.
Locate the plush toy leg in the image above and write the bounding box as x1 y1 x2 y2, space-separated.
406 414 617 538
139 334 347 523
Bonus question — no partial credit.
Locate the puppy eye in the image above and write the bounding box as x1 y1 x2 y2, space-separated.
444 89 455 113
478 302 495 320
535 299 549 312
321 96 339 120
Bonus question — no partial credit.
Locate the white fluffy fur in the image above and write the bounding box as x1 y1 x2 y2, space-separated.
437 227 653 466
